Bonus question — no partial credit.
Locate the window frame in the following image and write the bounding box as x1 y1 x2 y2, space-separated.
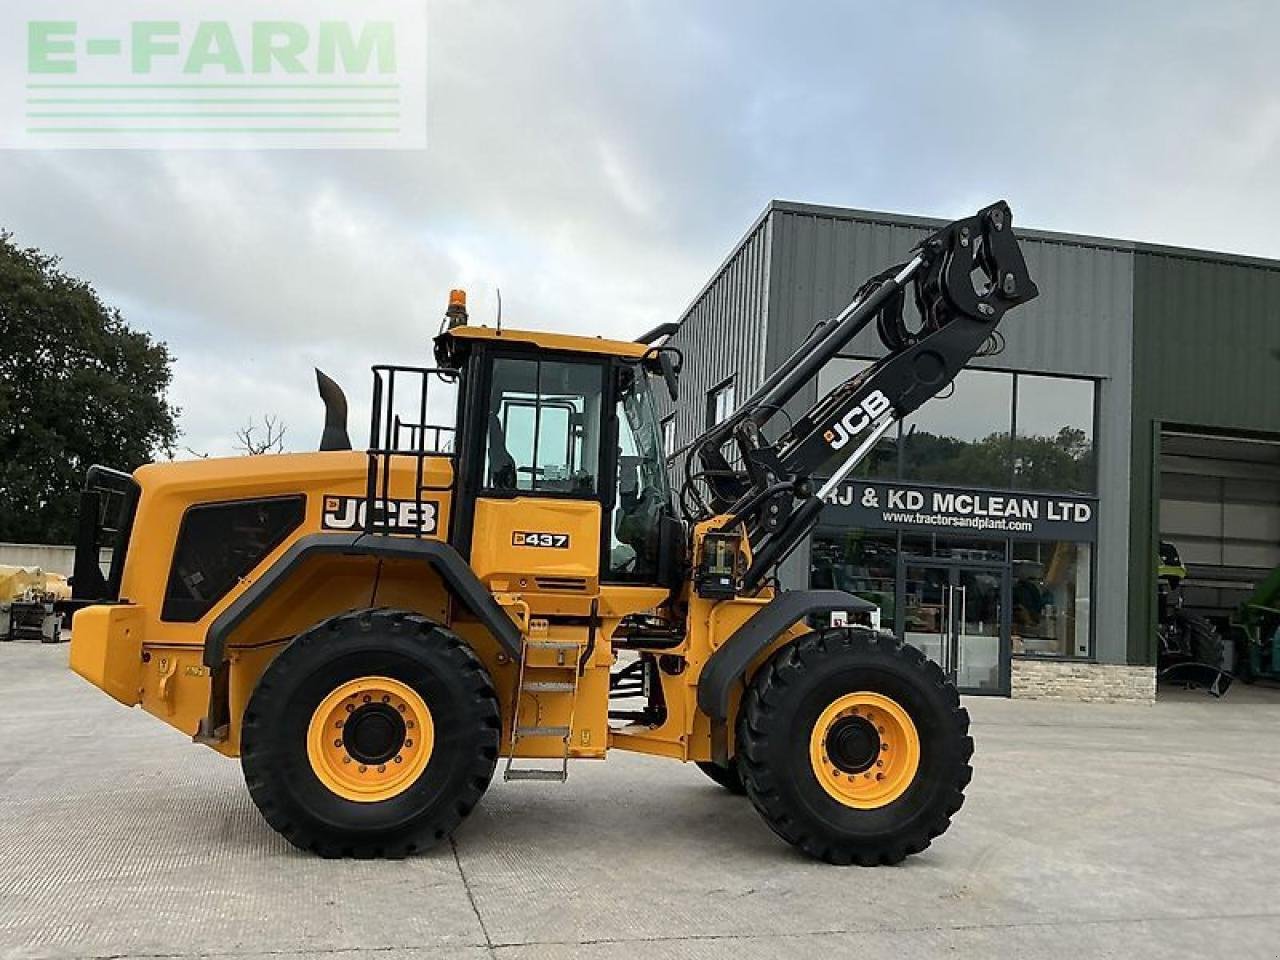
477 350 609 501
705 376 737 430
827 354 1100 494
660 415 677 463
1011 370 1100 495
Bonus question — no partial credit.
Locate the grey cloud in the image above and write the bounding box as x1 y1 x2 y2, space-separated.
3 0 1279 455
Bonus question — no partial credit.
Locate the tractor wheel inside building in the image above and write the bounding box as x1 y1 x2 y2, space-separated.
736 628 972 866
1183 614 1225 669
241 608 500 858
695 760 747 794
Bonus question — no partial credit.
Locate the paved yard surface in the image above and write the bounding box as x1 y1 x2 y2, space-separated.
2 641 1279 960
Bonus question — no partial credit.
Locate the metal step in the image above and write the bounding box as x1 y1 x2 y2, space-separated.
526 640 580 651
516 725 570 738
522 681 576 693
504 767 568 782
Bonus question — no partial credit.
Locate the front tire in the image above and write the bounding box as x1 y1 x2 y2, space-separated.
737 628 972 865
241 608 500 858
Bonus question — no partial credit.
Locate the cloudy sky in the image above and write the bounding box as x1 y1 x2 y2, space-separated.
4 0 1278 456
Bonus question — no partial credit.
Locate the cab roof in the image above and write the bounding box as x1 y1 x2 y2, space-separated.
437 324 651 360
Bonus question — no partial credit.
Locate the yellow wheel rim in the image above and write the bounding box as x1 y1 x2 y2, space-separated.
808 691 920 809
306 676 434 804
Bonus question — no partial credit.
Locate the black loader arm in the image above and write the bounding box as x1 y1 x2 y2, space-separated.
682 201 1039 590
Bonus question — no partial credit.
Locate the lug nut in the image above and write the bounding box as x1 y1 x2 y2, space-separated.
362 695 371 703
358 765 367 773
382 695 390 703
333 739 342 748
407 721 415 729
377 765 386 773
394 756 403 764
342 757 351 764
404 739 413 748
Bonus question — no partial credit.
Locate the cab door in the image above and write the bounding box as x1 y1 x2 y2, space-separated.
466 354 607 593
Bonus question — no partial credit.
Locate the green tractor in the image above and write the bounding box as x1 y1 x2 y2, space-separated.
1156 540 1230 696
1230 564 1280 684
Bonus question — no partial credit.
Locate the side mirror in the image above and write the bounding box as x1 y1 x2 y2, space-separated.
658 350 680 402
644 346 683 402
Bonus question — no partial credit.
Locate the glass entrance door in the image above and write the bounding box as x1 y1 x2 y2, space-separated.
899 561 1008 695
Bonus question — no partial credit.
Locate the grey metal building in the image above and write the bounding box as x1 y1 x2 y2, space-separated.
661 201 1280 698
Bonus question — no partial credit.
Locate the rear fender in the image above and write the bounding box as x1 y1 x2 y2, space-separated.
198 532 523 745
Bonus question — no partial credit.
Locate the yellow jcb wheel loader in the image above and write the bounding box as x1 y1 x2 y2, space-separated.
68 201 1038 864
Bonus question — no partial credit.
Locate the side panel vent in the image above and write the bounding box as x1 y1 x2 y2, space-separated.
534 576 588 592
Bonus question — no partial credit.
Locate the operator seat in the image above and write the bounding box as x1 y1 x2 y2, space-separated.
487 414 518 489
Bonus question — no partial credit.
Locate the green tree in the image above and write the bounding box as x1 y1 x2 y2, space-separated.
0 232 177 543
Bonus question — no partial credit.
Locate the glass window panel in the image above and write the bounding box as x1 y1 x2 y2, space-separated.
608 365 674 582
1011 540 1092 657
901 369 1013 486
661 416 676 459
899 533 1006 563
707 379 737 427
1014 375 1096 493
485 357 603 494
810 530 898 629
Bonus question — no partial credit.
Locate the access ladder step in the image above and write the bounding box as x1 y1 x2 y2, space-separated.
522 681 576 693
516 725 571 738
504 767 569 782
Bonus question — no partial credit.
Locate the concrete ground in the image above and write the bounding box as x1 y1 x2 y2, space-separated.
2 642 1279 960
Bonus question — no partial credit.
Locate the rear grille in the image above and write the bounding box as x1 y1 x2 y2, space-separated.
534 576 588 592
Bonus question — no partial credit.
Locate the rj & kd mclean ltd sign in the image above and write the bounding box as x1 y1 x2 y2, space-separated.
822 480 1097 542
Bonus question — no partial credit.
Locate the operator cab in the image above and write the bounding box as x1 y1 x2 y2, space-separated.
433 296 684 589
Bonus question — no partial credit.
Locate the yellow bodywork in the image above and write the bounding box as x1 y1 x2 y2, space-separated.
69 453 788 765
445 325 651 360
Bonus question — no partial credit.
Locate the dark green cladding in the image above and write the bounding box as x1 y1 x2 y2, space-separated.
1128 248 1280 664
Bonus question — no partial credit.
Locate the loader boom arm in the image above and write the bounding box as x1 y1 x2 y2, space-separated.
682 201 1039 590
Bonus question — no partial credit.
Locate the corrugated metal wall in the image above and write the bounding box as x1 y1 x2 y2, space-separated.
1127 249 1280 663
660 210 772 460
764 203 1136 664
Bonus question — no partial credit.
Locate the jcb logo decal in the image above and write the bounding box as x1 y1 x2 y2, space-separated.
822 390 891 451
512 531 570 549
322 496 439 535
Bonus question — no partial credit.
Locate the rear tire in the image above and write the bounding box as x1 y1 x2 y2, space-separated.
696 760 746 795
1186 615 1225 670
737 628 972 866
241 608 500 858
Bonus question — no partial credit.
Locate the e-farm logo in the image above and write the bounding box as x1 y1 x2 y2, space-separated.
2 1 426 149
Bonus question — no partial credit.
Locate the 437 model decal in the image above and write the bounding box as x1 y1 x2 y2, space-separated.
512 531 570 549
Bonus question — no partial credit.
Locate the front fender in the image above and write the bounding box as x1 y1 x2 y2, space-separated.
696 589 874 723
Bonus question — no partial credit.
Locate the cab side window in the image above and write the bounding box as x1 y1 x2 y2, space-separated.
484 357 604 495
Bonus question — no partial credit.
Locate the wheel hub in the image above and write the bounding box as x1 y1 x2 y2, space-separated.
825 715 881 774
808 691 921 809
306 676 434 803
343 703 407 766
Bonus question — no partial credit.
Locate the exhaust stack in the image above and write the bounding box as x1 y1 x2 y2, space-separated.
315 369 352 451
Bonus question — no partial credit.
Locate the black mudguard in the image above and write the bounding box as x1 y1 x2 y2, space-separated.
203 531 523 668
696 589 875 724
